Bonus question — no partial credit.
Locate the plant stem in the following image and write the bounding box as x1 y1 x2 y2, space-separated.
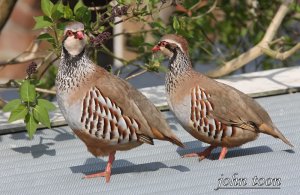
125 69 147 80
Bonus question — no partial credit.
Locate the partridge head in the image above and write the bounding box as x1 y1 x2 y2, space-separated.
55 23 184 183
63 22 85 55
152 34 293 160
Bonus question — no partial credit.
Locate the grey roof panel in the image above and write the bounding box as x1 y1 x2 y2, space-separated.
0 93 299 195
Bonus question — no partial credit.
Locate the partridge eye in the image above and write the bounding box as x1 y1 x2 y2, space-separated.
67 30 73 36
159 41 166 46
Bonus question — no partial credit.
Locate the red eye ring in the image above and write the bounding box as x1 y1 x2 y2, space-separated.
67 30 73 36
159 41 167 46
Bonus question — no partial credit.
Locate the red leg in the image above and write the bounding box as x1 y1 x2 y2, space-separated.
83 151 116 183
183 145 217 160
218 147 228 160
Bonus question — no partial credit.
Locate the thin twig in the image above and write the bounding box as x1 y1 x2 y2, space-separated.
260 42 300 60
36 87 56 95
100 45 128 64
269 36 285 45
206 0 295 78
191 0 218 19
112 29 158 37
37 54 59 79
0 80 19 88
102 3 172 33
0 81 56 95
0 37 47 66
125 69 147 80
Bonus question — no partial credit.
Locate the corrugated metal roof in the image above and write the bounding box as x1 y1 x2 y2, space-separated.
0 93 299 195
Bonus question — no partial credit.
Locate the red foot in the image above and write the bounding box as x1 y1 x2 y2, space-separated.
83 151 116 183
183 145 217 160
83 171 110 181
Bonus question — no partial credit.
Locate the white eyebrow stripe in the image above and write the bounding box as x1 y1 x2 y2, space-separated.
161 39 184 52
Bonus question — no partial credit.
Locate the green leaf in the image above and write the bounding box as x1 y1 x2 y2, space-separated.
33 105 51 128
41 0 54 17
75 6 91 25
25 113 38 139
74 0 85 14
37 99 56 111
8 104 28 123
56 22 67 39
51 1 64 20
37 33 55 46
20 80 36 102
33 16 53 29
2 99 21 112
172 16 180 31
64 4 74 19
150 21 165 29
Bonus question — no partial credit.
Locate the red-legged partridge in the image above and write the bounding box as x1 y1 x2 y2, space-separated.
55 23 184 183
152 34 293 160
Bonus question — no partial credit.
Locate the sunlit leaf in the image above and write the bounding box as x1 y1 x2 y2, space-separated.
74 0 85 14
8 104 28 123
51 1 64 20
25 113 38 139
41 0 54 17
37 33 56 46
33 16 53 29
2 99 21 112
75 7 91 25
64 4 74 19
33 105 51 128
20 80 36 102
37 99 56 111
172 16 180 31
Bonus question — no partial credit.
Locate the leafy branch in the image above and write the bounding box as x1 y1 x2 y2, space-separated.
2 62 56 139
206 0 299 78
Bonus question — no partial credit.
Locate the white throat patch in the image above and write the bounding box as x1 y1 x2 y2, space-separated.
64 36 86 56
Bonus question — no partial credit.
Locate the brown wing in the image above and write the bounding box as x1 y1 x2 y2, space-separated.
93 67 184 147
189 85 242 145
80 86 152 145
191 73 268 128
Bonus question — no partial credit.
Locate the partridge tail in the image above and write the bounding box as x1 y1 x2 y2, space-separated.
259 123 293 147
166 135 185 148
151 127 185 148
273 128 294 147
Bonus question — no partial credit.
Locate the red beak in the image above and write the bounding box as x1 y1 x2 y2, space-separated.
76 31 84 40
152 45 160 52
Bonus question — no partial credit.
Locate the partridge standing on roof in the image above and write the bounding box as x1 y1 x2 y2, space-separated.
152 34 293 160
55 22 184 183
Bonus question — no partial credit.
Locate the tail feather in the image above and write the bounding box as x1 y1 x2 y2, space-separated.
151 127 185 148
137 134 154 145
166 135 185 148
259 123 293 147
